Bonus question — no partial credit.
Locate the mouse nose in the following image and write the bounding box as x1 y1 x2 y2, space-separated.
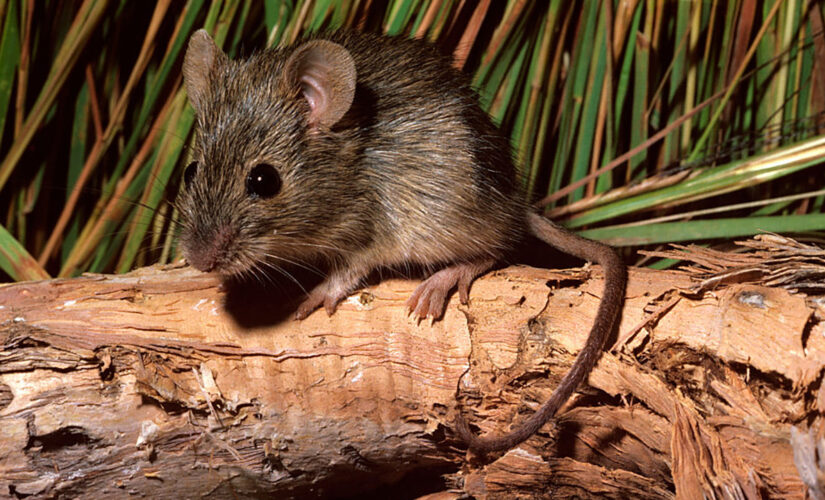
183 226 234 273
184 246 219 272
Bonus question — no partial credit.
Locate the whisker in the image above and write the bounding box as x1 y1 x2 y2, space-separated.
257 259 309 296
261 252 326 278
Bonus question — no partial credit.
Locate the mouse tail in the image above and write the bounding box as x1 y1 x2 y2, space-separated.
455 211 627 452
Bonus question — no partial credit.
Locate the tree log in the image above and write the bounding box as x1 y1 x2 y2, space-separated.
0 239 821 498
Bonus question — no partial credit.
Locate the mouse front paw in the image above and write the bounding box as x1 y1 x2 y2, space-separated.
295 288 348 320
294 292 326 320
295 270 365 320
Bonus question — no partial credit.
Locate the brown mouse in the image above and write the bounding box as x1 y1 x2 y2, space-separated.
177 29 627 453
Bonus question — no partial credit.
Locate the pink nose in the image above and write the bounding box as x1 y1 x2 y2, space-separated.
185 247 218 272
183 226 234 272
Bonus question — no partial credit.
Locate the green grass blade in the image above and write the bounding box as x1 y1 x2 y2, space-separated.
568 9 606 200
0 0 20 143
0 223 48 280
580 213 825 246
567 134 825 227
548 0 599 199
61 82 90 263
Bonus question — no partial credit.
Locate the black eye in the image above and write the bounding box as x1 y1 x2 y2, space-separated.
246 163 282 199
183 161 198 186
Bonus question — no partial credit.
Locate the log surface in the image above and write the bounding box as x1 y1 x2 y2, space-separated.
0 256 820 499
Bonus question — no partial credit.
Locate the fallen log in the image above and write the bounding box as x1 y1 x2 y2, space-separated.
0 235 822 498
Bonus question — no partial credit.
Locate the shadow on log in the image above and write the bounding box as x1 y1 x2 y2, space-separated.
1 235 823 499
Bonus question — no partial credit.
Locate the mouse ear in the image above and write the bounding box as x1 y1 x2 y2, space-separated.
183 29 226 115
284 40 356 129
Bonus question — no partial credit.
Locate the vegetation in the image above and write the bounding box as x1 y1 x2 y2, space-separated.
0 0 823 282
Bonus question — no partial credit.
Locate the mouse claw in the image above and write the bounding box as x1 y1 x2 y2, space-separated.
324 290 349 317
409 310 421 325
295 291 325 320
410 311 422 325
411 301 429 324
412 308 424 323
458 280 471 305
294 305 313 321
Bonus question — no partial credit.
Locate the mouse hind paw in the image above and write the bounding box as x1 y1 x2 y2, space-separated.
406 259 495 321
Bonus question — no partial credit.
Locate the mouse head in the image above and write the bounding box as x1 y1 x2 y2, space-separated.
176 30 363 278
183 30 356 130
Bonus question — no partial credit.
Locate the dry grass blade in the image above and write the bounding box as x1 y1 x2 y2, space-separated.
641 233 825 294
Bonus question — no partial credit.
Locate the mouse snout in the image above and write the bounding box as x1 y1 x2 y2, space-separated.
186 246 219 273
183 225 236 273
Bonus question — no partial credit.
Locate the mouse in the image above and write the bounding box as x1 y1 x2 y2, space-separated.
176 29 627 453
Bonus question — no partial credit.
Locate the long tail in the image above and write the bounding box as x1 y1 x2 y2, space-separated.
455 212 627 452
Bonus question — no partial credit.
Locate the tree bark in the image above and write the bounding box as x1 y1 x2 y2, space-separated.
0 238 821 499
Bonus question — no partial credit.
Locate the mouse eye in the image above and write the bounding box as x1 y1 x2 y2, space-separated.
183 161 198 186
246 163 282 199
